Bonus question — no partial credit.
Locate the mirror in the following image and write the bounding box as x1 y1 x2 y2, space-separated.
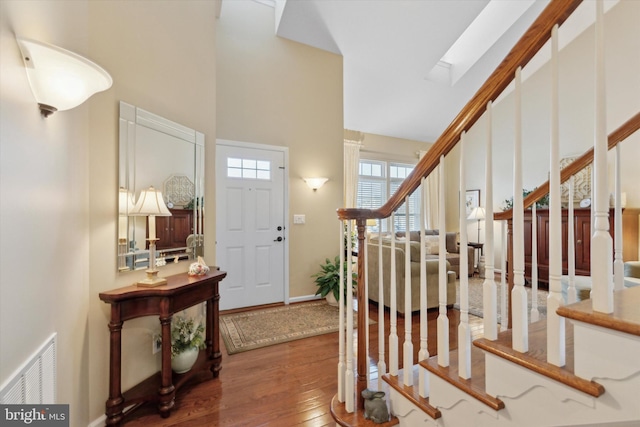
118 101 204 272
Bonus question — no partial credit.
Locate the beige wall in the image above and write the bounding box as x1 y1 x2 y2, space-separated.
0 1 217 425
216 0 344 299
359 132 432 164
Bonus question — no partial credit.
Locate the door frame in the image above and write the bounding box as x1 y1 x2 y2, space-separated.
215 139 290 305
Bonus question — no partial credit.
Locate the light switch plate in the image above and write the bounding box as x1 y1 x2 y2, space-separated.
293 214 305 224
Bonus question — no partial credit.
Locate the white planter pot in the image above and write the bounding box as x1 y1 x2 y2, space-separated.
171 347 199 374
326 292 339 307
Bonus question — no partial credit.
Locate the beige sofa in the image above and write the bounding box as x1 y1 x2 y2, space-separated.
393 231 474 278
367 240 457 314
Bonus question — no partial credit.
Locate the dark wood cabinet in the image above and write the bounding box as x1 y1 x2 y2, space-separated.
523 208 639 284
155 208 194 250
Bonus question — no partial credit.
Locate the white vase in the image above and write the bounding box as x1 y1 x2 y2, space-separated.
325 291 339 307
171 347 199 374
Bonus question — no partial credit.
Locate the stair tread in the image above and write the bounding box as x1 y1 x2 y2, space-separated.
557 286 640 336
330 395 399 427
420 345 505 411
382 366 442 419
474 319 605 397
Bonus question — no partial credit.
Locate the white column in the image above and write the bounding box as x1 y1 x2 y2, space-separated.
364 226 371 387
377 219 387 391
567 176 577 303
458 132 471 379
483 102 498 340
389 214 399 376
338 221 346 402
591 0 614 313
418 177 430 397
403 197 413 386
531 203 540 323
547 23 566 367
437 155 450 366
613 144 624 291
512 66 528 353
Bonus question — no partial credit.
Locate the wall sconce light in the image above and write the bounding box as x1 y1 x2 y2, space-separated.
16 37 113 117
303 177 328 191
130 186 172 287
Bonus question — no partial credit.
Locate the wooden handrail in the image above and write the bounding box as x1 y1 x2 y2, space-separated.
337 0 583 222
494 112 640 221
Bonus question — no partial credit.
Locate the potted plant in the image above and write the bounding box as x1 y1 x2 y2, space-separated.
170 315 205 373
313 256 357 306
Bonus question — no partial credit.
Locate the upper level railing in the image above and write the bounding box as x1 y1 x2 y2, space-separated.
495 112 640 221
338 0 583 222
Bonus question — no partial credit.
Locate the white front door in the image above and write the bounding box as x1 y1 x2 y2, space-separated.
215 141 287 310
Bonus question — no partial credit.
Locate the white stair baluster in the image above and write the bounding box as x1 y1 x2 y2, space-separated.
458 132 471 379
403 197 413 386
613 144 624 291
389 214 399 376
501 220 508 332
547 23 566 367
437 155 450 367
338 221 346 402
512 66 528 353
377 218 386 391
418 177 430 397
483 101 498 341
592 0 614 313
567 176 577 304
345 221 355 412
531 202 540 323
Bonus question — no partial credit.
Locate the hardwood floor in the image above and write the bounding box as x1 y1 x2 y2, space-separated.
124 303 484 426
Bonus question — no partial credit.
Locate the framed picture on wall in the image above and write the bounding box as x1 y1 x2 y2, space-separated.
466 189 480 216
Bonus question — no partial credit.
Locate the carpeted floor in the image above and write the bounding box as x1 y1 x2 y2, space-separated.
454 276 548 322
220 300 363 355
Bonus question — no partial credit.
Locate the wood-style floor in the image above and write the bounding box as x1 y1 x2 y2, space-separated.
124 303 484 426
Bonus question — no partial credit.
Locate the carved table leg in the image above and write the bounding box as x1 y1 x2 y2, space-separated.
105 316 124 426
158 315 175 418
208 294 222 377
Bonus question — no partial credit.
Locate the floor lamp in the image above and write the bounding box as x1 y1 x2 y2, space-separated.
467 207 486 243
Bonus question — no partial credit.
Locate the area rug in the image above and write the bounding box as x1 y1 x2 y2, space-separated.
454 276 548 322
220 300 366 355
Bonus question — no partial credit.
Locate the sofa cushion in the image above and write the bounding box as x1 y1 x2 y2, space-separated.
424 235 440 255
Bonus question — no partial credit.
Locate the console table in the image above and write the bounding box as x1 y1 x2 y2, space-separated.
99 270 226 426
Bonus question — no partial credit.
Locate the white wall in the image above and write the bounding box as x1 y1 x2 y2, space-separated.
0 1 92 424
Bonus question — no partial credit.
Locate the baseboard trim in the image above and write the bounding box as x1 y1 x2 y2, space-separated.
88 414 106 427
289 294 322 304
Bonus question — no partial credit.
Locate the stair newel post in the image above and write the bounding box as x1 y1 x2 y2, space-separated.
403 197 414 387
389 213 399 376
418 177 430 397
613 144 624 291
345 220 355 412
512 66 529 353
355 218 368 409
547 23 566 367
377 218 387 391
567 176 577 303
458 132 471 379
437 154 450 367
338 220 346 403
483 101 498 341
592 0 614 313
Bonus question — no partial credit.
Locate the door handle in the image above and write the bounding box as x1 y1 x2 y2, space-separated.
274 236 283 242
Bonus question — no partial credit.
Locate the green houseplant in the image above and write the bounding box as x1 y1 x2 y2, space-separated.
313 256 357 306
170 315 205 373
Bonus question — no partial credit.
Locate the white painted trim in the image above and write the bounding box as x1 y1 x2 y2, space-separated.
289 294 322 304
87 414 106 427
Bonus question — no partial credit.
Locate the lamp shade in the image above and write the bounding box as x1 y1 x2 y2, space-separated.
467 206 486 221
118 187 136 215
16 37 112 116
130 187 172 217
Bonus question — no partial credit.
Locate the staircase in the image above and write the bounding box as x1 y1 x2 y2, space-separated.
331 0 640 425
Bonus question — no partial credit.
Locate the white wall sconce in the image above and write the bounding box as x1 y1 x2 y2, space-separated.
16 37 113 117
304 177 328 191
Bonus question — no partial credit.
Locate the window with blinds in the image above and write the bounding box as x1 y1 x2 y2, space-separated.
357 159 419 232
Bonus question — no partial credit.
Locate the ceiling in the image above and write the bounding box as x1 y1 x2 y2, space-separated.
274 0 552 143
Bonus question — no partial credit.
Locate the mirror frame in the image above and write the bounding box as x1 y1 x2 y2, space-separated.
118 101 204 272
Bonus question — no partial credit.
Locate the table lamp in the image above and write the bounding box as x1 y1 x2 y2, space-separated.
130 186 172 286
